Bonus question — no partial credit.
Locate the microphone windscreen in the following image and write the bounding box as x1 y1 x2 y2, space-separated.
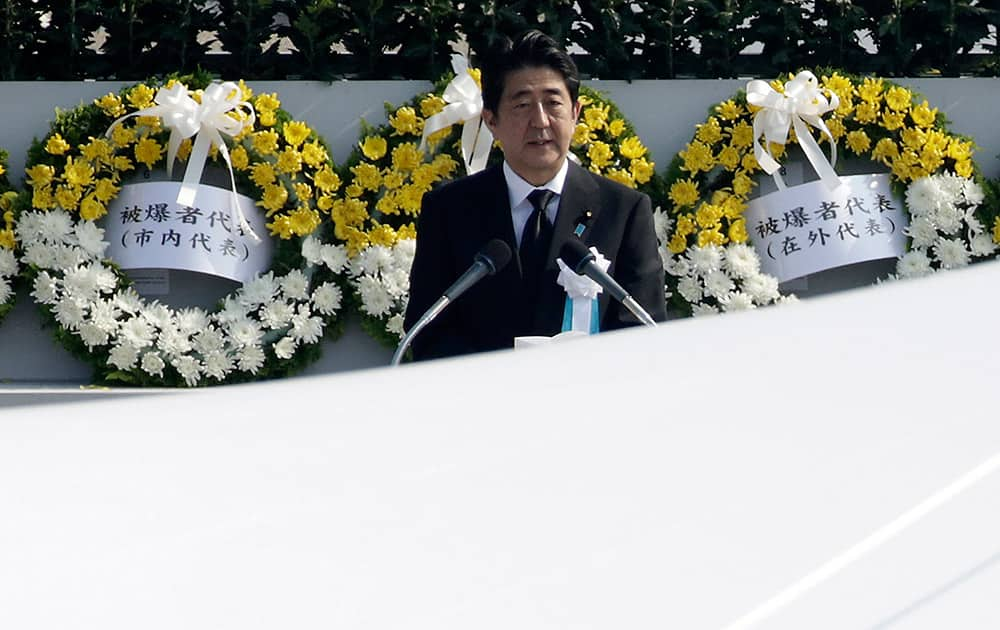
480 238 512 274
558 237 594 273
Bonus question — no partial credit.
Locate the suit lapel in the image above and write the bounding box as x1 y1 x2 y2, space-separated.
547 162 600 271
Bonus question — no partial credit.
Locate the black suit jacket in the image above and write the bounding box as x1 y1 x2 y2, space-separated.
404 161 666 360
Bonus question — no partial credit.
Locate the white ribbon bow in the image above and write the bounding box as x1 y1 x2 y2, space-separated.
107 81 258 240
419 54 494 175
557 247 608 333
746 71 842 191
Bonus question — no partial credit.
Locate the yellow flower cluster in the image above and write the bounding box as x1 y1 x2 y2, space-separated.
332 92 462 255
572 89 655 190
31 79 335 241
665 71 978 255
0 192 17 250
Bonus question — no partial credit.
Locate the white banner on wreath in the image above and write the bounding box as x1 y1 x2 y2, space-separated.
105 182 272 284
745 173 908 283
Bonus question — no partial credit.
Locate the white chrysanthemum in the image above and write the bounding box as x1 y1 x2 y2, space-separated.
301 235 323 265
932 237 970 269
237 344 266 374
381 268 410 298
723 243 760 279
719 291 755 312
157 326 193 358
228 318 263 347
931 203 963 235
0 281 11 305
703 269 735 300
53 297 86 330
321 243 349 274
664 256 691 277
352 245 393 277
386 313 405 337
176 308 210 336
905 176 943 217
141 301 174 331
961 178 985 206
172 355 202 386
291 309 323 344
312 282 342 315
775 294 799 305
936 172 966 199
108 341 140 370
0 248 16 276
970 233 998 257
273 335 297 359
193 327 226 355
261 300 294 329
677 275 703 303
140 351 166 377
202 351 233 381
896 250 933 278
743 272 780 303
358 274 393 317
89 299 121 334
37 209 74 243
74 221 108 257
215 295 248 325
78 322 109 348
904 216 939 249
652 208 674 245
686 244 723 275
113 288 144 315
691 303 719 317
280 269 310 301
392 238 416 268
120 316 155 348
240 272 278 308
966 216 985 237
54 244 88 270
32 271 59 304
93 266 118 293
15 211 42 241
23 242 58 268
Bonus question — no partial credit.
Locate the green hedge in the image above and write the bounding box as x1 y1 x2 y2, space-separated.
1 0 996 80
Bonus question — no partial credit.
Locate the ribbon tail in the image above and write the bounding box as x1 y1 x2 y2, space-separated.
178 132 212 207
792 116 842 191
216 139 260 244
466 121 493 174
419 107 460 152
165 131 184 178
752 116 786 190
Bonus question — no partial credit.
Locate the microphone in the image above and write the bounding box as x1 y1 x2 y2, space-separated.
558 237 657 328
391 239 512 365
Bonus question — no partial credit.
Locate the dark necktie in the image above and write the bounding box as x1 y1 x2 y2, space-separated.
520 189 555 280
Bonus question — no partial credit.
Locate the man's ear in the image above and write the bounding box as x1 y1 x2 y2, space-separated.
482 108 497 131
572 99 582 121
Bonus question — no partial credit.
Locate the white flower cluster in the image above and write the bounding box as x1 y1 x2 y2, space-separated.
663 242 795 316
897 173 996 278
0 246 18 307
348 238 416 338
17 210 347 386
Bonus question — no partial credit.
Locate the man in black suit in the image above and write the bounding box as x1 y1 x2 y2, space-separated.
404 30 666 360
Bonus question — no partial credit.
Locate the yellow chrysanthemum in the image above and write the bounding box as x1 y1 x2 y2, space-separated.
716 100 743 121
857 77 884 103
397 224 417 241
398 184 425 215
288 206 321 237
127 84 155 110
80 137 113 164
250 162 277 188
302 141 328 167
112 156 134 174
63 157 95 187
695 203 723 228
360 135 388 161
230 145 250 171
954 159 973 178
314 166 342 193
884 85 912 112
667 233 688 254
716 145 740 170
573 122 595 146
368 223 398 247
419 95 446 118
822 72 854 102
881 110 906 131
176 138 193 161
134 137 163 169
697 228 726 248
260 184 289 213
93 178 119 202
95 93 126 118
389 106 421 136
740 152 760 173
825 118 846 140
728 219 749 243
946 138 973 162
619 136 647 160
630 157 654 185
845 130 871 155
276 148 303 174
32 186 55 210
45 134 71 155
587 141 614 168
993 218 1000 245
293 182 313 202
583 104 610 131
55 185 83 211
268 215 294 239
695 117 724 146
431 154 459 179
606 168 635 188
669 179 699 209
728 120 755 149
871 137 899 163
608 119 626 138
391 142 423 172
25 164 55 187
675 214 696 237
259 110 277 127
252 130 280 155
351 162 383 191
680 141 715 174
282 120 311 147
910 100 937 128
382 170 405 190
854 101 879 124
79 195 106 221
0 228 14 250
376 193 400 216
255 93 280 113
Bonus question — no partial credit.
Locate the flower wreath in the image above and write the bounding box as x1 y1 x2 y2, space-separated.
0 150 20 324
333 60 663 348
660 69 996 317
17 73 350 386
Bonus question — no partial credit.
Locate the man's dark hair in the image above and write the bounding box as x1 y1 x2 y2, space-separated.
480 29 580 114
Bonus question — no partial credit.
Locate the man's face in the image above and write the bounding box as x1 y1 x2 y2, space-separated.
482 65 581 186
